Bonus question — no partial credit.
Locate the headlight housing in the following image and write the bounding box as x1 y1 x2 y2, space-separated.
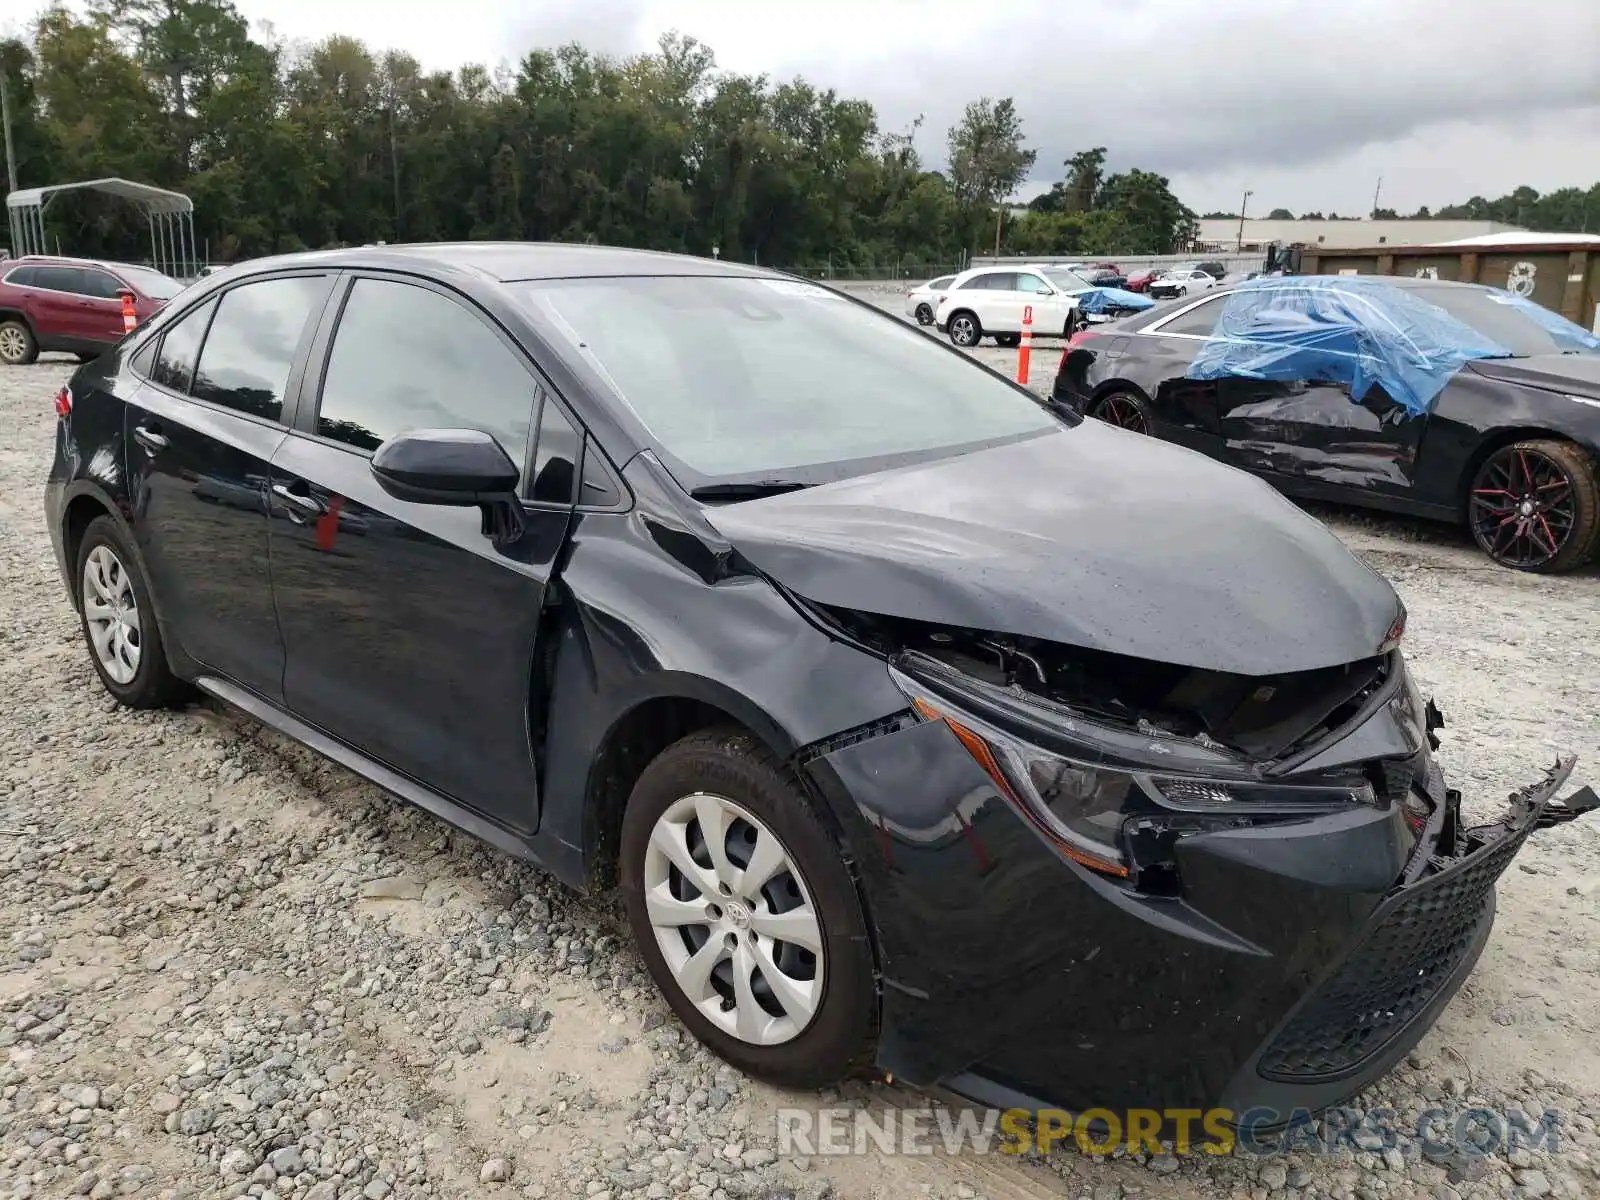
890 656 1377 887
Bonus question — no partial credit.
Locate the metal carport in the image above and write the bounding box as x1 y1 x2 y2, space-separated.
5 177 198 278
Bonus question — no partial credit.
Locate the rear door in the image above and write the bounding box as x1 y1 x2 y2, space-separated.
1132 293 1233 456
123 273 334 699
269 273 576 834
25 266 90 344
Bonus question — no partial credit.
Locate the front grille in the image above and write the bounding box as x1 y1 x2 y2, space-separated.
1257 815 1532 1080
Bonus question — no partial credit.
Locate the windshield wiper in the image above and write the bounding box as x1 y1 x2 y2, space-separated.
690 479 813 502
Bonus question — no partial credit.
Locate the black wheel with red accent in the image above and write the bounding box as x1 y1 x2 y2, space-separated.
1467 439 1600 573
1087 389 1150 435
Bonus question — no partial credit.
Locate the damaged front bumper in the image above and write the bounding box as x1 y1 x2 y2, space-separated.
803 669 1595 1119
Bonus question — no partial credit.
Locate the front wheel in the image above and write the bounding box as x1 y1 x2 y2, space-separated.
620 728 877 1089
947 311 982 347
1467 439 1600 572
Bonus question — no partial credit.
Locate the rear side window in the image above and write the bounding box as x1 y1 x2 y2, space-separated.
32 266 85 294
1158 297 1227 337
4 266 38 287
928 276 955 290
151 299 216 393
191 277 327 423
316 278 537 470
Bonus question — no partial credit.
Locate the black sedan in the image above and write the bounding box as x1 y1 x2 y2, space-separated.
44 245 1595 1125
1055 276 1600 571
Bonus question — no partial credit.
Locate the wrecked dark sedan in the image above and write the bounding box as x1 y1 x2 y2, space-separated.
1054 274 1600 572
44 245 1597 1124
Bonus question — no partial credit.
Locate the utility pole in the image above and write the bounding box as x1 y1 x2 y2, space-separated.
993 207 1003 257
1235 189 1252 251
388 99 402 242
1372 176 1383 218
1 67 19 197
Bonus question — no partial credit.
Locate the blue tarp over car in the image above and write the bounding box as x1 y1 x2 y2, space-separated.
1186 276 1514 416
1076 286 1154 315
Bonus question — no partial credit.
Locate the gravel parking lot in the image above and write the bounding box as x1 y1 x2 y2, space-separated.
3 343 1598 1200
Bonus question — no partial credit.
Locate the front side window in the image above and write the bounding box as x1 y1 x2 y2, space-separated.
1018 274 1053 295
79 270 125 300
151 299 216 393
316 278 537 470
519 276 1058 485
190 277 328 422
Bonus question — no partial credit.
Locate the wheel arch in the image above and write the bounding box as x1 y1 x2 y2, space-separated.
578 676 802 892
59 484 133 608
1455 425 1600 518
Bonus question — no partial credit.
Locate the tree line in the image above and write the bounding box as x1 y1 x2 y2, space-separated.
1 0 1205 270
1 3 1593 273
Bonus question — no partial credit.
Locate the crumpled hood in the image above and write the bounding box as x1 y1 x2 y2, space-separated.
703 424 1401 676
1467 353 1600 401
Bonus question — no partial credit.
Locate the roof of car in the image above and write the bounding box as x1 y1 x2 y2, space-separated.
6 254 131 272
220 242 780 284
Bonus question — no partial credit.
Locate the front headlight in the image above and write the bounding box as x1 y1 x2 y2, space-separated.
891 657 1375 884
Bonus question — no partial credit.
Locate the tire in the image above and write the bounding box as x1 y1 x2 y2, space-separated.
620 726 877 1089
914 303 934 326
947 310 982 347
0 319 38 366
74 516 191 708
995 333 1021 348
1087 388 1151 434
1466 439 1600 573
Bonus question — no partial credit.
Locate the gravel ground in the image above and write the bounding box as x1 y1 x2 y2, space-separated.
2 341 1598 1200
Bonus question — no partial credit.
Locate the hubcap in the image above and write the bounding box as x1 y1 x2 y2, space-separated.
82 545 141 684
643 792 824 1046
0 327 25 362
1468 446 1576 568
952 317 974 344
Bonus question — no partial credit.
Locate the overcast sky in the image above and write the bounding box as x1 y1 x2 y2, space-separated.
184 0 1600 215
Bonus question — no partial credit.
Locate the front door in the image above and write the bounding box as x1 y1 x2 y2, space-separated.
124 273 334 698
77 267 134 344
269 274 577 834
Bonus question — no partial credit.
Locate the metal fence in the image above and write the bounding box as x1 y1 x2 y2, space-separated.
776 261 969 282
778 250 1266 284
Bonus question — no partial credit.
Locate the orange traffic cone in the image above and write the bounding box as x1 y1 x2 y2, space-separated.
121 292 136 334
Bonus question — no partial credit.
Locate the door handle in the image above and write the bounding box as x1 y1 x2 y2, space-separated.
133 424 168 453
271 482 327 517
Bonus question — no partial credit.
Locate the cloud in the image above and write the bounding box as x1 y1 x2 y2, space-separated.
238 0 1600 214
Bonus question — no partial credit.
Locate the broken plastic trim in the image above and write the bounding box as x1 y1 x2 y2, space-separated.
891 657 1375 887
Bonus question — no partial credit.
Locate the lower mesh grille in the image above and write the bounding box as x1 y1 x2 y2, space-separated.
1257 817 1530 1080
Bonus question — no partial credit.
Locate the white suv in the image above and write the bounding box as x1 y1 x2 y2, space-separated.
934 265 1092 347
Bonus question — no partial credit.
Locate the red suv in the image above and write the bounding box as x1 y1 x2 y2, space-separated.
0 256 184 366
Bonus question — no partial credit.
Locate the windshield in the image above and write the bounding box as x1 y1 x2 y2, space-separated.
1411 284 1600 357
114 264 184 300
1041 268 1094 292
519 276 1058 484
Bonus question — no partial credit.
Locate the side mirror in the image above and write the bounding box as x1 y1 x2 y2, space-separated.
371 427 519 505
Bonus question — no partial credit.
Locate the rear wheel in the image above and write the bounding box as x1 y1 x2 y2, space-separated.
1088 388 1151 434
995 333 1021 348
620 727 876 1089
1467 439 1600 572
947 311 982 347
0 320 37 366
914 302 934 325
74 516 190 708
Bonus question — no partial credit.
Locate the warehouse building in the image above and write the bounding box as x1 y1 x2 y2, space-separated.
1195 217 1524 252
